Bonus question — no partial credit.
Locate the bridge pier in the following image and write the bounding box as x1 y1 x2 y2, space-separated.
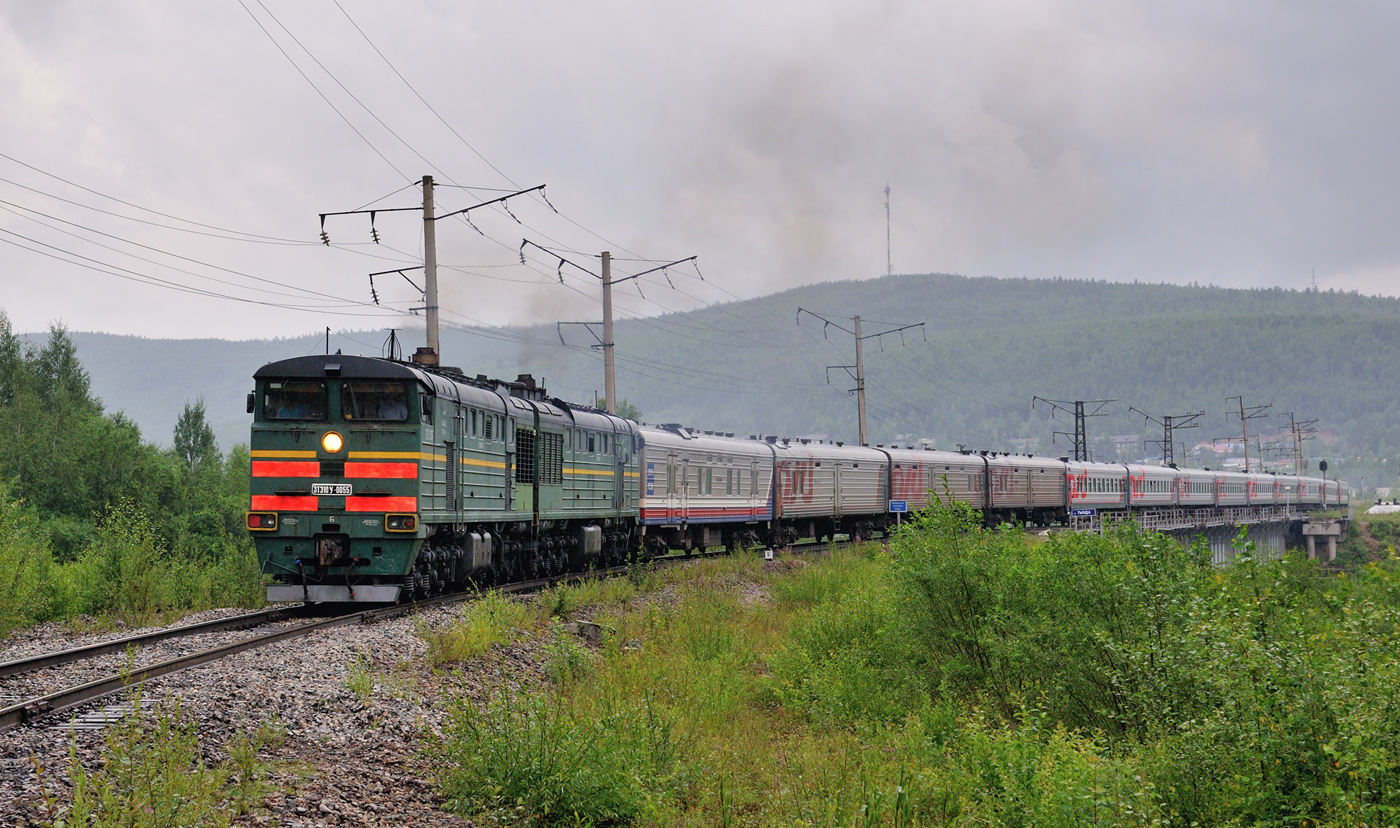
1301 520 1346 562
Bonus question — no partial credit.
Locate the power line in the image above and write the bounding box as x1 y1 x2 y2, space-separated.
236 0 408 178
0 153 313 244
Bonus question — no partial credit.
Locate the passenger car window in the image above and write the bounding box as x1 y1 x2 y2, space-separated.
264 380 327 421
341 381 410 421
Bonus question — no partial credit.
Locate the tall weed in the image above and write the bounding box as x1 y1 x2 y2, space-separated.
36 693 277 827
419 590 542 664
437 689 679 827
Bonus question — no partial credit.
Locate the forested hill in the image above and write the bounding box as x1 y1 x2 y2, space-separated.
27 274 1400 487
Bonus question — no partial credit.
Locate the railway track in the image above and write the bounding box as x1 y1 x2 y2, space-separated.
0 544 832 733
0 559 670 732
0 605 311 681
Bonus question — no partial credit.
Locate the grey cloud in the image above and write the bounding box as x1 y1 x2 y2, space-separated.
1 1 1398 341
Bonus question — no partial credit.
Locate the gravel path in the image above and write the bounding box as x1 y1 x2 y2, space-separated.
0 601 555 826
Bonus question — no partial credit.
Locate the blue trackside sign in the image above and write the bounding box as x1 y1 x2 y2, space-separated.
888 500 908 513
1071 508 1097 517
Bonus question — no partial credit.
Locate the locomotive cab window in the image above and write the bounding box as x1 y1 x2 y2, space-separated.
341 381 410 421
264 380 327 421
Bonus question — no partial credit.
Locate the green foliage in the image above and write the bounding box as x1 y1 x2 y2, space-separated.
598 397 643 420
346 655 374 704
36 694 277 827
172 396 218 474
767 552 925 727
0 309 262 634
544 626 595 686
65 499 169 622
430 518 1400 826
0 482 56 634
418 591 543 665
437 689 678 827
0 310 253 565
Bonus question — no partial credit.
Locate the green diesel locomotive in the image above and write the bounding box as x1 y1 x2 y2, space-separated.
246 354 640 602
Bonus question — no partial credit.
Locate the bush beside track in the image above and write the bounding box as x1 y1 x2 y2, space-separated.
428 506 1400 827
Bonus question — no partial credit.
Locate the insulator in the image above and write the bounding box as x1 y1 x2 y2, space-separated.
370 227 381 244
320 230 330 245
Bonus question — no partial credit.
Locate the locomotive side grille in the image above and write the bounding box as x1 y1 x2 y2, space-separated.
539 432 563 485
320 460 344 478
445 442 457 511
515 428 536 484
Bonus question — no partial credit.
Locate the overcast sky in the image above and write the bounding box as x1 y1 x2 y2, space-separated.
2 1 1398 341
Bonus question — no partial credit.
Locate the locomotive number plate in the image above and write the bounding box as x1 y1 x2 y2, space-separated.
312 483 354 496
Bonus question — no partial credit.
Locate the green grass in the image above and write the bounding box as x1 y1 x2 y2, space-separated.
432 508 1400 827
417 590 546 665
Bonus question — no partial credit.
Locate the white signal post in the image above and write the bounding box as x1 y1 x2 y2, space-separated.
602 251 616 415
422 175 440 359
854 315 867 446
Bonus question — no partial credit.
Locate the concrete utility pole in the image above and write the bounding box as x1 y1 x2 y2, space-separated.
320 178 545 365
1229 396 1272 473
1279 413 1318 475
422 175 439 359
884 185 892 278
798 309 924 448
602 251 616 414
549 250 697 415
854 315 868 446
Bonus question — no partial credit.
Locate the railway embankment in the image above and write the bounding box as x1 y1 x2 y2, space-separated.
8 511 1400 826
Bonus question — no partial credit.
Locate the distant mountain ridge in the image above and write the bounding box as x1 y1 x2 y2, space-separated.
23 274 1400 486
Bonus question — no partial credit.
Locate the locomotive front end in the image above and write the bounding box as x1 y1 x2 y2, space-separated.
248 356 424 603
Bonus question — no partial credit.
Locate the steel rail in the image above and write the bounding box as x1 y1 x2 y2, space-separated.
0 549 820 732
0 565 634 732
0 605 310 680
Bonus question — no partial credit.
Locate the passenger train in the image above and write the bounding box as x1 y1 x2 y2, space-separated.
245 354 1346 602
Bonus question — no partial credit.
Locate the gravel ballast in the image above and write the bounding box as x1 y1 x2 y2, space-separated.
0 601 554 826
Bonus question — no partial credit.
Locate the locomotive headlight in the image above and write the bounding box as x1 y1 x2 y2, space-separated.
246 512 278 531
321 431 344 453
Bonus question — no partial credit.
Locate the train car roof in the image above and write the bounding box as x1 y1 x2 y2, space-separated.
1065 461 1131 475
986 453 1065 471
772 441 887 463
637 425 776 459
881 448 987 467
255 354 423 381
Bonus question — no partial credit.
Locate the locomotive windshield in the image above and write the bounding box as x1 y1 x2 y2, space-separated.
341 381 410 422
263 380 327 420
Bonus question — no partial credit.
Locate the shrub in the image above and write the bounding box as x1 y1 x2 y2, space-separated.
0 485 56 634
66 499 169 623
889 501 1216 734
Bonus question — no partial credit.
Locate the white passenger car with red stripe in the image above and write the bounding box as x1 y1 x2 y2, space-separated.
637 425 776 554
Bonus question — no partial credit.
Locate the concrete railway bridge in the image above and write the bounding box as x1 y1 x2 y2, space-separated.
1067 505 1349 565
